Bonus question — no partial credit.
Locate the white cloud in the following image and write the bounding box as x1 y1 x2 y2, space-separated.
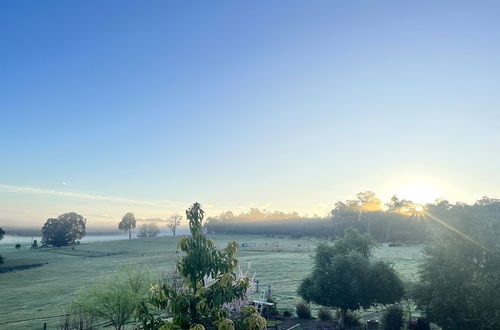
0 184 189 209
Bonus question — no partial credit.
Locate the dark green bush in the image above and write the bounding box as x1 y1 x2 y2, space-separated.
382 305 403 330
283 310 292 317
295 302 311 319
318 307 332 322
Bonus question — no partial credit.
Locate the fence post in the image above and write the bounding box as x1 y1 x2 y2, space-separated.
43 322 47 330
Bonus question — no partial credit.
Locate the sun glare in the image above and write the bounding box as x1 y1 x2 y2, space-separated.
415 205 424 212
396 183 442 204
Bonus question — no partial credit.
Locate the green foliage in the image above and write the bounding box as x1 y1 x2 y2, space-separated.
295 301 311 319
138 203 266 330
119 212 136 239
382 305 403 330
232 306 266 330
41 212 86 247
318 307 333 322
298 227 404 328
73 266 152 330
412 199 500 329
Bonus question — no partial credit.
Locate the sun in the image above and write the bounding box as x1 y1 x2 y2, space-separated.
415 205 424 213
396 183 442 204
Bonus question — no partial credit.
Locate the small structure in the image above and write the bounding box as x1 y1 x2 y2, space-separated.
252 290 274 318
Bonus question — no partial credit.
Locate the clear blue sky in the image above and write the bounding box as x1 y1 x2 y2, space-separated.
1 1 500 228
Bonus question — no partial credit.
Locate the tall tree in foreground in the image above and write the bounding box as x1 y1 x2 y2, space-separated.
412 199 500 329
167 214 182 236
0 227 4 264
119 212 136 239
298 227 404 328
41 213 87 247
138 202 266 330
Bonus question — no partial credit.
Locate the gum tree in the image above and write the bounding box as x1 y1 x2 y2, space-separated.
119 212 136 239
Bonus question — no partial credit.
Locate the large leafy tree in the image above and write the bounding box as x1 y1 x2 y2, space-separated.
41 212 86 247
119 212 136 239
298 227 404 328
412 198 500 329
138 202 265 330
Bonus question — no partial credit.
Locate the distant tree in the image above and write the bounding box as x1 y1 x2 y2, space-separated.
167 214 182 236
147 223 160 237
41 213 86 247
137 223 161 238
31 239 38 249
15 244 21 250
298 227 404 328
137 224 149 238
138 202 266 330
118 212 136 239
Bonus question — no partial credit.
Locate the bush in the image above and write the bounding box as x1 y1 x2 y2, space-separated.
335 310 361 328
318 307 333 322
283 310 292 317
382 306 403 330
73 266 152 330
295 302 311 319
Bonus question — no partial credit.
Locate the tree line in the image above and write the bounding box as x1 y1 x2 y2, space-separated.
205 192 500 243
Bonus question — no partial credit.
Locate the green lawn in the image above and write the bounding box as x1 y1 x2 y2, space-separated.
0 235 423 329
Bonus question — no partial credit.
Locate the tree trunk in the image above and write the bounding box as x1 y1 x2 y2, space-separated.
128 228 131 240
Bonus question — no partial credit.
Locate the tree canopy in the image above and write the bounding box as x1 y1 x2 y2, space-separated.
118 212 136 239
41 212 86 247
298 227 404 327
137 223 160 238
412 198 500 329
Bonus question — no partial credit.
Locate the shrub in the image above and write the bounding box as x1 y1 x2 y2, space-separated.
295 302 311 319
318 307 333 322
335 310 361 328
382 305 403 330
283 310 292 317
73 266 152 330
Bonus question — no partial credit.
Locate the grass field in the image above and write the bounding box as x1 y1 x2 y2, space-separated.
0 235 423 329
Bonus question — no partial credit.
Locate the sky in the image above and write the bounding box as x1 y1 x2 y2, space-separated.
1 1 500 229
